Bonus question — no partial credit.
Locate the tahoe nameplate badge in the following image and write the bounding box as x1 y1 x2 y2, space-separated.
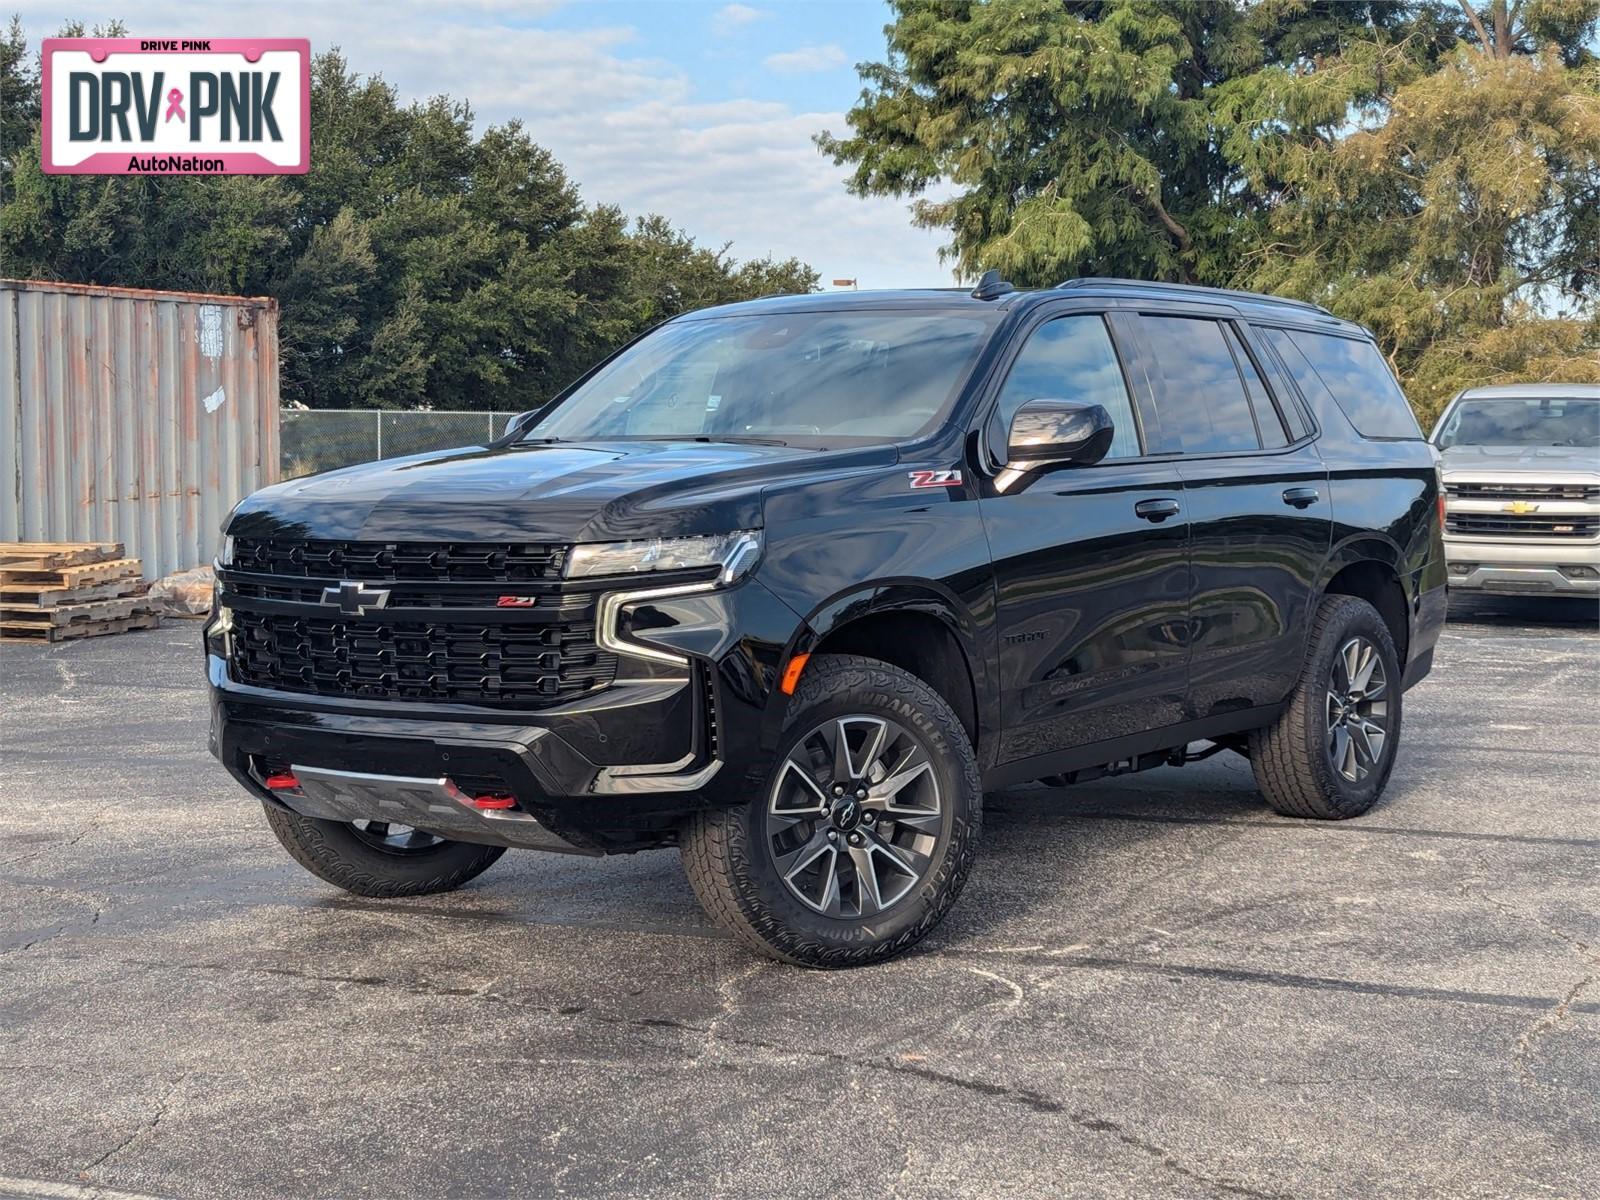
42 38 310 175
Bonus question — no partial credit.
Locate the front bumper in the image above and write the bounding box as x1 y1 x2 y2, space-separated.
208 576 804 854
212 666 716 853
1442 539 1600 596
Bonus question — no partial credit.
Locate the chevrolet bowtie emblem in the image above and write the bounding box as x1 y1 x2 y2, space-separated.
1504 501 1539 515
320 580 391 615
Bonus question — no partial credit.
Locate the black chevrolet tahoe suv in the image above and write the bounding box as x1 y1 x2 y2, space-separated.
208 276 1446 967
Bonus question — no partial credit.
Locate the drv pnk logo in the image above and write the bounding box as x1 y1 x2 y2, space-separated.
908 469 963 489
42 38 310 175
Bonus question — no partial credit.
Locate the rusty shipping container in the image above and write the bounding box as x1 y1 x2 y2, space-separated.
1 279 280 581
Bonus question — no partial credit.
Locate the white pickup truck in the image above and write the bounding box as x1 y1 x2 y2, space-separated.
1431 383 1600 601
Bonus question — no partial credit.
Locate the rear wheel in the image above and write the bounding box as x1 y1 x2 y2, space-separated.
681 654 981 967
263 804 506 897
1249 594 1403 819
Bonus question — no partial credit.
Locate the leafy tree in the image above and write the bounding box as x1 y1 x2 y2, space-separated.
823 0 1598 415
817 1 1423 285
0 31 818 411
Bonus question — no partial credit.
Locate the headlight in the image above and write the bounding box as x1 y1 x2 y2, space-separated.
218 533 235 566
564 530 762 583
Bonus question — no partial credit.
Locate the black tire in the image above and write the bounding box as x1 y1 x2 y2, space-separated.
1249 594 1403 819
681 654 982 967
262 803 506 898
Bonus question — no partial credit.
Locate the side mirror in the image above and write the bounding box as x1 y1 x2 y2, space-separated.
503 410 540 441
1006 399 1115 471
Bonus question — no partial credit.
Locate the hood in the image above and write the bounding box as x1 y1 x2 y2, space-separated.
1439 443 1600 479
229 438 898 544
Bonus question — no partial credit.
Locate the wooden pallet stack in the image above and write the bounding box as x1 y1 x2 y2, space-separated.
0 542 162 643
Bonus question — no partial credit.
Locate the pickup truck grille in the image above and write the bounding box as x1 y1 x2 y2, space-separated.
222 539 617 707
1447 482 1600 502
1446 513 1600 539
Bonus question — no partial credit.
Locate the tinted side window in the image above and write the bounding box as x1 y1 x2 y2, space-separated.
1140 315 1260 454
1224 325 1288 448
1260 328 1339 431
996 315 1141 459
1285 331 1422 439
1248 328 1313 440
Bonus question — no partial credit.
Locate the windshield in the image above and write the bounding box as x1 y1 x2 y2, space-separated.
523 310 994 446
1435 397 1599 449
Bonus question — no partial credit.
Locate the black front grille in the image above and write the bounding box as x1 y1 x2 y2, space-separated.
229 613 616 705
223 538 615 707
1448 482 1600 502
227 577 554 608
231 538 566 582
1447 513 1600 539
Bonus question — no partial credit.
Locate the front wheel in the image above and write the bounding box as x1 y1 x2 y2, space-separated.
1249 594 1403 819
681 654 982 967
263 804 506 897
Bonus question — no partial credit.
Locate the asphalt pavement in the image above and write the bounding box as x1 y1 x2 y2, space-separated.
1 594 1596 1200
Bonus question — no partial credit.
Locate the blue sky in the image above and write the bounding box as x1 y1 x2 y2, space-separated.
15 1 953 288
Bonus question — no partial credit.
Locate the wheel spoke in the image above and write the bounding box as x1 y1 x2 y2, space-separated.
817 855 843 917
767 810 814 836
1330 725 1351 778
884 809 942 836
772 756 830 814
775 832 832 882
1355 716 1386 763
829 717 887 781
847 844 883 915
868 747 934 809
1350 642 1378 693
869 833 920 878
1334 642 1355 693
1347 718 1374 769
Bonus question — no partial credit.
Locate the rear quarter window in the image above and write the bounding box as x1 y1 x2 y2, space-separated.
1278 330 1422 440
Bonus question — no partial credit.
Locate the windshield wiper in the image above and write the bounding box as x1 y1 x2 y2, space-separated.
691 434 789 447
622 434 791 447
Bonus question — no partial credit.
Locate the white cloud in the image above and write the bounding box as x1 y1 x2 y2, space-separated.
711 4 771 36
763 43 849 74
9 0 952 289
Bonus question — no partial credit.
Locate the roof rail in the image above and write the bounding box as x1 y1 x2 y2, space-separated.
1053 277 1333 316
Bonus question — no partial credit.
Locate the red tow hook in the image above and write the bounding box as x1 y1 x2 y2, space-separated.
468 792 517 811
263 771 301 791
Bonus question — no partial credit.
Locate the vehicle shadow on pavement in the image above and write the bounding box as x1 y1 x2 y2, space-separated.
1444 591 1599 629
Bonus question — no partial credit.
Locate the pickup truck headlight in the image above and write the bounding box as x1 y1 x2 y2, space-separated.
218 533 235 567
564 530 762 584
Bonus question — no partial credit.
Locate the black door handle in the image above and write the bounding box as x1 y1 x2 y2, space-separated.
1282 487 1320 509
1135 498 1181 523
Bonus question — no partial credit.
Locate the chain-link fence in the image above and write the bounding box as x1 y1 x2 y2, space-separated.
280 410 521 479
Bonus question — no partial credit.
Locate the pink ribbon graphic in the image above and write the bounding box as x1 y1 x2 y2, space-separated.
164 88 185 123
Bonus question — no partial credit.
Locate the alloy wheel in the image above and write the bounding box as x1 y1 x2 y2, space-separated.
766 715 943 918
347 820 445 853
1326 635 1390 783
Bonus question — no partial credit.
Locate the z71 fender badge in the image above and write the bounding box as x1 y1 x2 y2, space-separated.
908 469 963 489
